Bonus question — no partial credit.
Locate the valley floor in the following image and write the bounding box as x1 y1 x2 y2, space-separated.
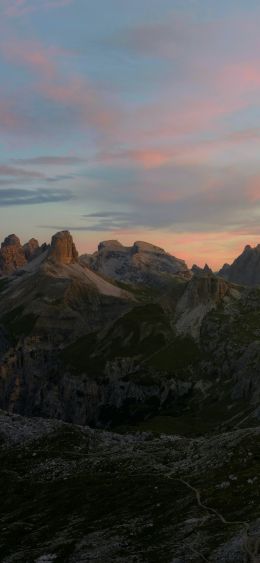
1 410 260 563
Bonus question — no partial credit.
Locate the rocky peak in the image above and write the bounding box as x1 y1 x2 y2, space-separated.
203 263 212 274
48 231 78 265
132 241 166 255
23 238 39 261
218 242 260 286
2 234 21 248
81 239 191 286
0 234 27 275
98 240 126 252
191 263 212 276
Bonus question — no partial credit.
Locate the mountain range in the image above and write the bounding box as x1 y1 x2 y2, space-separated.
0 230 260 562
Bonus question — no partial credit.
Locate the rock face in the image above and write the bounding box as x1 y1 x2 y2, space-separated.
81 239 191 287
175 273 232 338
218 243 260 286
48 230 79 265
0 234 27 275
23 238 39 261
191 263 213 276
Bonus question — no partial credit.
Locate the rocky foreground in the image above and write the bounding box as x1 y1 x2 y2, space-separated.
0 410 260 562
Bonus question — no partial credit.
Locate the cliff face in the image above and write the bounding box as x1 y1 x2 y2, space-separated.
81 239 191 287
23 238 39 261
0 234 27 275
218 243 260 286
48 230 79 265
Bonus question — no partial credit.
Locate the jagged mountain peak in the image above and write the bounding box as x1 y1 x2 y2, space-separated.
218 241 260 286
191 263 213 276
1 233 21 247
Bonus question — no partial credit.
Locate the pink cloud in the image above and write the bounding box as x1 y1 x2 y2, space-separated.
2 37 120 135
96 126 260 170
218 63 260 95
5 40 58 80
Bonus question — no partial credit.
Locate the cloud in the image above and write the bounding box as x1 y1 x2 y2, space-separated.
12 156 85 166
95 127 260 170
61 161 260 238
2 0 73 17
2 37 120 138
0 188 73 206
0 165 44 178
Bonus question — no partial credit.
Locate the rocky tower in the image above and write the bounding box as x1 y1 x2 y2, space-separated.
48 231 78 265
0 234 27 275
23 238 39 261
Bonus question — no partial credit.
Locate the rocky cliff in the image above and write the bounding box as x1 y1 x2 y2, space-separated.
48 230 79 264
0 234 27 275
218 243 260 286
81 239 191 287
23 237 39 261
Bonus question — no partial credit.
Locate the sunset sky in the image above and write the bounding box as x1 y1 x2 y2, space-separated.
1 0 260 268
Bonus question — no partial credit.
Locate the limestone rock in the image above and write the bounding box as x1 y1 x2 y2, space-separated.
218 243 260 286
175 273 231 338
0 234 27 275
81 239 191 287
48 231 78 265
23 238 39 261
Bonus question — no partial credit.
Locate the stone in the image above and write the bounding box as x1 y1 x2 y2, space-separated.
23 238 39 261
0 234 27 275
48 231 78 265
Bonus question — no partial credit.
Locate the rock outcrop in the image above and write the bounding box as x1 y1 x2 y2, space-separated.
48 230 79 265
175 273 233 338
191 263 213 276
23 238 39 261
81 239 191 287
0 234 27 275
218 243 260 286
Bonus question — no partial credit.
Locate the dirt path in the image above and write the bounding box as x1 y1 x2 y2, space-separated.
166 474 260 562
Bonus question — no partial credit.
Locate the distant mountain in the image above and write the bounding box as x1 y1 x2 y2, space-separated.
218 243 260 286
80 239 191 287
0 231 133 345
0 229 260 435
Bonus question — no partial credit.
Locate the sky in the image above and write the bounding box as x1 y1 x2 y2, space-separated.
1 0 260 268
